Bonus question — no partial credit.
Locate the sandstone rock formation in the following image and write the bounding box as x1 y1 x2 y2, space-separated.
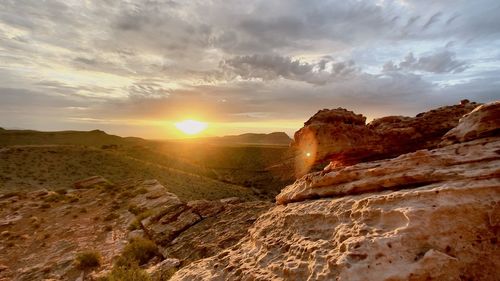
133 182 272 267
441 101 500 145
172 101 499 281
292 100 479 176
277 136 499 204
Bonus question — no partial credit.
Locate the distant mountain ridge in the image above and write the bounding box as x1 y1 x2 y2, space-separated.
196 132 292 145
0 128 292 146
0 128 145 146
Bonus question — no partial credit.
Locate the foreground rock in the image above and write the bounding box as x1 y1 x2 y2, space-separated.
292 100 479 175
172 101 499 281
133 183 272 267
441 101 500 145
277 136 499 204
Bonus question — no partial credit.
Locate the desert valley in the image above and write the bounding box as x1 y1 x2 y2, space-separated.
0 100 499 280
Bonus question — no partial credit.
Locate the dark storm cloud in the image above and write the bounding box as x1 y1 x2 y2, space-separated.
383 51 468 74
221 54 357 85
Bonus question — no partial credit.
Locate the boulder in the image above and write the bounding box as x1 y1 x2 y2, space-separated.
292 108 378 176
129 180 182 213
441 101 500 145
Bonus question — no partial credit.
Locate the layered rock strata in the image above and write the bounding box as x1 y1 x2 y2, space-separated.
292 100 479 175
172 101 500 281
130 181 272 267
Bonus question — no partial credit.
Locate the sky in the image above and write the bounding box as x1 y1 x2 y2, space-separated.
0 0 499 139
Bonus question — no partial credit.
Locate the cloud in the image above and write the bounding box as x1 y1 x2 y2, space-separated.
383 51 468 74
0 0 499 138
221 54 357 85
422 12 443 30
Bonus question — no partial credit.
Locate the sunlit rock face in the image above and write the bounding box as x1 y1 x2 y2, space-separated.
292 108 378 176
171 101 500 281
292 100 480 176
441 101 500 145
277 136 499 204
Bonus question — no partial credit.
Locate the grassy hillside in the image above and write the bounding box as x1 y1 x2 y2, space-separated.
0 145 255 201
193 132 292 145
0 128 297 198
145 141 296 195
0 128 144 147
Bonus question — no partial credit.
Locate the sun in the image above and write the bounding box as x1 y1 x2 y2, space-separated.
174 120 208 135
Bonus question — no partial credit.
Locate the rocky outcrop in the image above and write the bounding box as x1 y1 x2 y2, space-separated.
128 181 272 268
129 180 183 213
172 101 499 281
292 108 377 176
277 136 499 204
292 100 479 175
441 101 500 145
162 200 272 266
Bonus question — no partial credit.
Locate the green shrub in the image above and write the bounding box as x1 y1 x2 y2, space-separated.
127 220 141 231
98 266 151 281
115 237 158 267
75 251 101 270
127 209 153 231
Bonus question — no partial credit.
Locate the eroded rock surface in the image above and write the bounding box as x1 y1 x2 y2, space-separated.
173 183 499 281
136 187 272 267
292 100 479 175
442 101 500 145
172 101 500 281
277 136 499 204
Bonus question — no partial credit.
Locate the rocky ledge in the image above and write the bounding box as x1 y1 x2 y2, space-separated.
172 101 499 281
131 181 272 267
